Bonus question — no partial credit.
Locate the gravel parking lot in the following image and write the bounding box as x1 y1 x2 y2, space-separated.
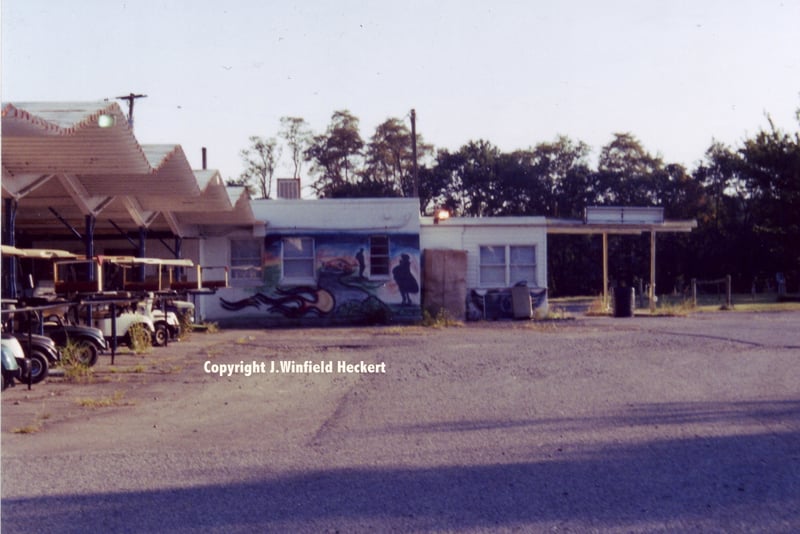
2 311 800 533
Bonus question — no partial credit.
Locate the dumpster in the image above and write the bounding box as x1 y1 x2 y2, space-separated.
613 286 635 317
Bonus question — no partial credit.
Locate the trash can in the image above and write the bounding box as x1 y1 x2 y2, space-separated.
510 285 532 319
613 286 635 318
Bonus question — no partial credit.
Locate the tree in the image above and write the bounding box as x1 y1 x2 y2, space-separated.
738 116 800 284
457 140 505 216
363 117 433 198
596 133 664 205
363 118 410 194
279 116 312 180
305 110 364 197
237 136 280 199
421 149 467 215
531 136 594 218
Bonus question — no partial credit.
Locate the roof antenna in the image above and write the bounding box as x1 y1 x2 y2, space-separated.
116 93 148 129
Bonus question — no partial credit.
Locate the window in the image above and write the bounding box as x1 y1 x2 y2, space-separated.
479 246 506 285
479 245 536 287
509 246 537 286
369 235 390 277
282 237 315 282
230 239 262 284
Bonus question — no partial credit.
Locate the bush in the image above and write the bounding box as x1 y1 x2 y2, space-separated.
127 323 152 354
60 340 94 382
421 308 463 328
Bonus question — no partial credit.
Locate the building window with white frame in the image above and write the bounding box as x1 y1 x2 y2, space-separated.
479 245 536 287
230 239 262 285
282 237 315 283
369 235 390 277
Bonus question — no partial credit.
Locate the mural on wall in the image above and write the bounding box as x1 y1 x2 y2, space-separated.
393 254 419 306
218 232 421 325
220 287 335 318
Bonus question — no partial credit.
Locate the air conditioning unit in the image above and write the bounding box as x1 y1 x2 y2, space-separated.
276 179 301 199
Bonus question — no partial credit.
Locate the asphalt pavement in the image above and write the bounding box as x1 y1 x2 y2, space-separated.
2 311 799 532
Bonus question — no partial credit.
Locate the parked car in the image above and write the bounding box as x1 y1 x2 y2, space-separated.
2 333 29 390
85 301 156 349
41 315 107 367
13 331 60 384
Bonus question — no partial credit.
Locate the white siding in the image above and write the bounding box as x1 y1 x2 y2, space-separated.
251 198 420 234
421 218 548 289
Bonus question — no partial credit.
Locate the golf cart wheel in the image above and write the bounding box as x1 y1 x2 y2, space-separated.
153 324 168 347
75 341 99 367
28 351 49 384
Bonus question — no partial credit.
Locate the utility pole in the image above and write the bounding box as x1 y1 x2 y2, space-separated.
410 108 419 198
116 93 147 129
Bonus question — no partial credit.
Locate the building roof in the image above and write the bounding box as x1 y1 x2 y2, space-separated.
251 197 420 234
1 101 255 239
545 217 697 235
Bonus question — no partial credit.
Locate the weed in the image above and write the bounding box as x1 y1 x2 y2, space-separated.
13 406 52 434
585 296 610 316
59 339 94 383
128 323 153 354
651 299 693 317
535 306 572 321
76 391 132 409
517 321 561 333
203 322 219 334
421 308 463 328
380 326 406 335
12 424 41 434
177 310 194 340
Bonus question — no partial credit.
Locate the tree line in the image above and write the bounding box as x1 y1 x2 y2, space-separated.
230 108 800 297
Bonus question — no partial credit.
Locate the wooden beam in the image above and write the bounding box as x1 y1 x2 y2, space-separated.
602 232 609 310
649 230 656 312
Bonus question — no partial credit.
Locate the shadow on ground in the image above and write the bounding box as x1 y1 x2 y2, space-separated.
4 400 799 533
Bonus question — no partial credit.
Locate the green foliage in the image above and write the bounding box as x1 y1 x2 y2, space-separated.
177 310 193 341
306 109 365 195
238 136 280 199
127 323 152 354
59 339 94 383
279 116 312 180
421 308 463 328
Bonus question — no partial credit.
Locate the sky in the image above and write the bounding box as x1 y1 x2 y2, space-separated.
3 0 800 185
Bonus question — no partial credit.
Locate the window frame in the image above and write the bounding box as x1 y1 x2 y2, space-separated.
281 237 316 284
478 244 537 287
368 235 391 279
229 238 263 286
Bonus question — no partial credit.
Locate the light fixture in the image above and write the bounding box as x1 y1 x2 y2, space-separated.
97 114 116 128
434 208 450 224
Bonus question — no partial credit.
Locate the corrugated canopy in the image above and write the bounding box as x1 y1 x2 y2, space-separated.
1 101 255 240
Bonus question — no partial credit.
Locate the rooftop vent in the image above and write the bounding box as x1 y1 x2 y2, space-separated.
276 178 301 199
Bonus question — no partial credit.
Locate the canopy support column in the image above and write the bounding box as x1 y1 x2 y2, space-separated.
3 198 18 299
649 230 656 312
602 232 608 310
138 226 147 282
85 214 96 282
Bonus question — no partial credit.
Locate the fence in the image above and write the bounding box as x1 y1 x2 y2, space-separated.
691 275 732 309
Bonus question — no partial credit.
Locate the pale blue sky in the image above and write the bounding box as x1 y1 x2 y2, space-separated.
3 0 800 183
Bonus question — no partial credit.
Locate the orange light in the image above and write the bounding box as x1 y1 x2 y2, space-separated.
434 209 450 224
